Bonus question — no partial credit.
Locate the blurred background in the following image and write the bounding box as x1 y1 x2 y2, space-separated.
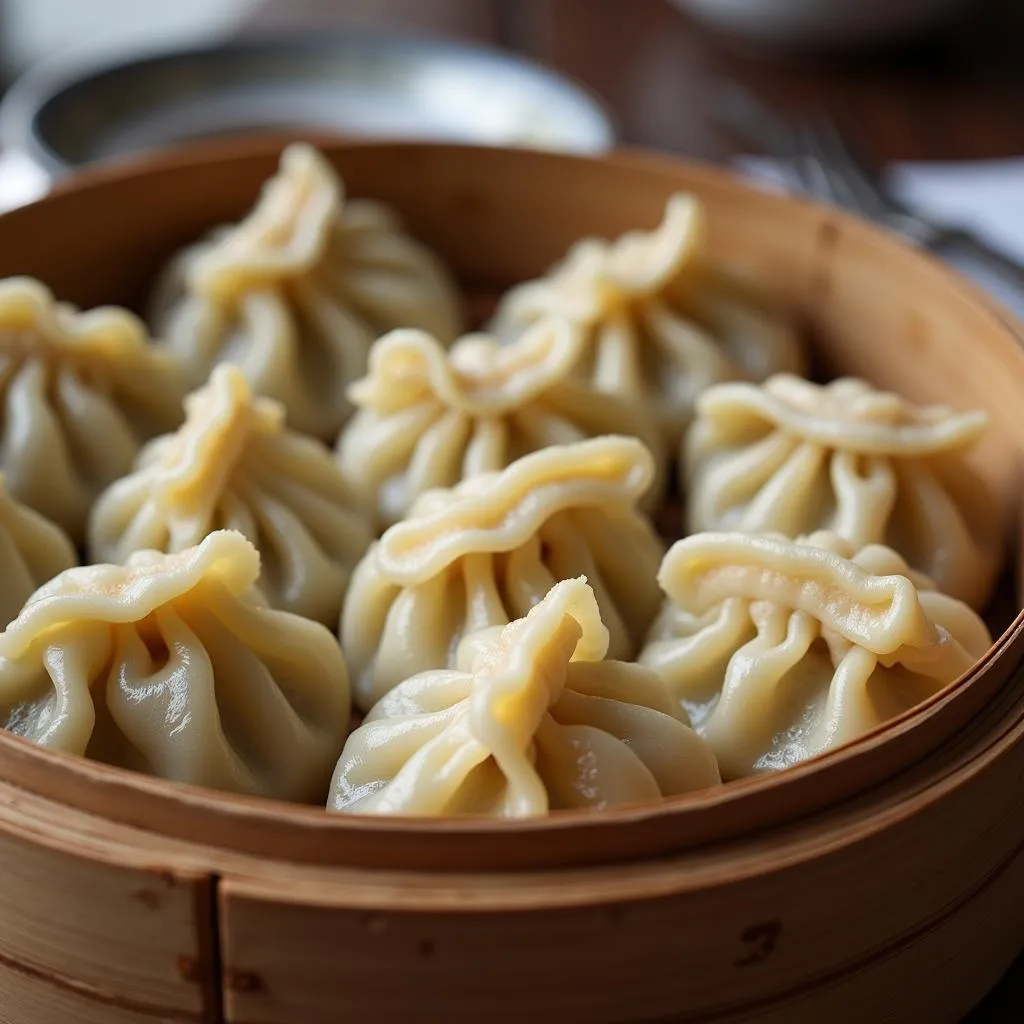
5 1 1021 352
0 0 1022 1021
0 0 254 76
3 0 1024 164
2 0 1023 276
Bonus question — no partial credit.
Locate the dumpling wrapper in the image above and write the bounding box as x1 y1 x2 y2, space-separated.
0 276 186 542
685 375 1001 609
337 318 666 527
490 193 805 448
149 143 463 441
89 364 374 626
639 530 992 779
0 473 77 629
331 576 720 816
342 435 665 712
0 530 350 802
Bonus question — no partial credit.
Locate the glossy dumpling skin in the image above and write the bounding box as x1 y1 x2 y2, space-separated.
639 531 992 779
0 531 351 802
0 474 77 629
331 577 720 816
336 318 666 527
686 375 1001 609
490 193 805 448
89 365 374 626
149 143 463 441
0 276 186 542
342 435 665 712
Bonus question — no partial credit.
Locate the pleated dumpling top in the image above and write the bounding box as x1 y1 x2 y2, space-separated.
0 531 351 802
342 435 665 712
640 531 992 779
685 374 1000 609
491 193 805 448
337 317 665 527
0 276 186 542
150 143 463 440
331 577 720 816
89 365 374 626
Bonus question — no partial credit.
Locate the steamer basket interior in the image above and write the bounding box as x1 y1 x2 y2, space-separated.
0 141 1021 873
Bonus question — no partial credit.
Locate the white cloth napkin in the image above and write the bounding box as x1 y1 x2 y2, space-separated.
0 150 51 212
735 155 1024 326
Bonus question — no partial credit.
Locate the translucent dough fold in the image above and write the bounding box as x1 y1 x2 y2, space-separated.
89 364 374 626
686 375 1001 608
491 193 805 447
337 318 666 526
0 531 351 802
331 577 720 816
639 530 991 779
150 143 463 440
0 474 77 629
0 276 186 541
342 436 665 711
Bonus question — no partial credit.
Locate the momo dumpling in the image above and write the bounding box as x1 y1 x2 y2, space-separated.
639 531 992 779
342 435 665 712
337 318 666 527
686 375 1001 609
491 193 805 448
0 531 351 802
331 577 720 816
149 143 463 440
0 474 77 629
0 276 186 541
89 365 374 626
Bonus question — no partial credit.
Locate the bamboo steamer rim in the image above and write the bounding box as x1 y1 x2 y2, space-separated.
7 602 1024 910
0 137 1022 873
219 658 1024 909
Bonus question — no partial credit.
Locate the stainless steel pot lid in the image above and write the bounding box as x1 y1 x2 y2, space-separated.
0 33 615 179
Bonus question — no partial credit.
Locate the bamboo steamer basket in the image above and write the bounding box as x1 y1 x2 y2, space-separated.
0 141 1022 1023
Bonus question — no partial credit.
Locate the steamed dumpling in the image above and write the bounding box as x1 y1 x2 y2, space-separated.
149 143 463 440
0 474 77 629
685 375 1001 609
0 276 186 541
491 193 805 448
639 531 992 779
88 365 374 626
0 531 351 802
331 577 720 816
342 436 665 712
337 318 666 527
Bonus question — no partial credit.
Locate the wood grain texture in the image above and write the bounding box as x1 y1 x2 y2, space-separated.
234 3 1024 1017
0 780 218 1023
217 658 1024 1021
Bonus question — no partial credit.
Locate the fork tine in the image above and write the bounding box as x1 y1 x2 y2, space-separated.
711 80 797 158
710 82 897 220
810 116 880 187
799 116 892 219
791 121 862 211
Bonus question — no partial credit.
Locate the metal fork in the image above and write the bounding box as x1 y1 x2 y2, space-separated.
714 83 1024 295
